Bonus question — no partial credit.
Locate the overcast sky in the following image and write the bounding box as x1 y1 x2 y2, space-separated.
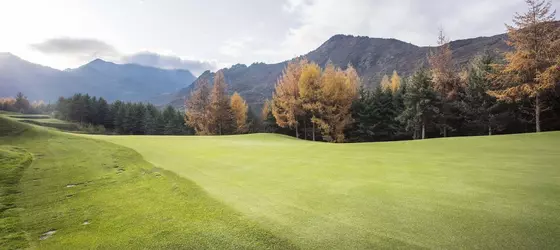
0 0 557 75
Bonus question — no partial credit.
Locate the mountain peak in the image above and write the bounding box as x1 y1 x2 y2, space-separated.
87 58 111 65
0 52 22 61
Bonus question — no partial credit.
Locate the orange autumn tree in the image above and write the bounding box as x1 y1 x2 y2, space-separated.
428 29 461 137
272 59 306 138
390 70 402 93
314 63 360 142
230 92 248 133
298 61 323 141
185 79 212 135
208 71 233 135
489 0 560 132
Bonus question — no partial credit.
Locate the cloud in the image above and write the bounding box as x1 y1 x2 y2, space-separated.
122 52 219 76
219 37 255 58
261 0 527 62
30 37 118 59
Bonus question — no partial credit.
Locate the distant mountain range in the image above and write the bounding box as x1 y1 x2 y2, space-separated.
167 33 510 109
0 53 196 103
0 32 510 108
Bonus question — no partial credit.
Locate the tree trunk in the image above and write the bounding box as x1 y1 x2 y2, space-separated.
488 125 492 136
304 119 307 140
413 128 417 140
535 93 541 133
421 123 426 140
295 125 299 138
443 126 447 137
312 122 315 141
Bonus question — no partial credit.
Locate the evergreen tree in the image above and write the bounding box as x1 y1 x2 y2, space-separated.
14 92 31 113
261 100 279 133
348 87 377 142
428 29 461 137
97 97 110 127
459 53 500 135
399 68 440 139
144 104 163 135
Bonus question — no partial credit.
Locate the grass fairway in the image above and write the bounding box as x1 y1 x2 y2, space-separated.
0 117 294 249
93 132 560 249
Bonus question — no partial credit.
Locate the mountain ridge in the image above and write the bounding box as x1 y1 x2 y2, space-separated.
166 32 510 109
0 55 197 102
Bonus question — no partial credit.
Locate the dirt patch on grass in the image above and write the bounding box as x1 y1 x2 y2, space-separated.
39 230 56 240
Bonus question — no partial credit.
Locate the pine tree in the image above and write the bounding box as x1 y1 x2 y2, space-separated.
399 68 440 139
97 97 110 127
230 92 248 134
272 59 305 138
209 71 233 135
373 86 399 140
348 87 376 141
185 79 212 135
163 105 178 135
144 104 163 135
489 0 560 132
261 100 279 133
14 92 31 113
459 53 500 135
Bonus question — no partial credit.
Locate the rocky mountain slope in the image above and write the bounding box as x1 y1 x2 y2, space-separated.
168 33 509 108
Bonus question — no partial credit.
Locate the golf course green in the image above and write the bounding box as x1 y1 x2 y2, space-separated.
2 115 560 249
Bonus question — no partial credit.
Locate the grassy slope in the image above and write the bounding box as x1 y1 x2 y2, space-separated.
94 133 560 249
0 146 32 249
0 117 295 249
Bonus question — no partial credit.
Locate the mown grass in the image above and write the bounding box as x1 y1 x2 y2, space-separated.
0 117 295 249
93 132 560 249
0 145 32 249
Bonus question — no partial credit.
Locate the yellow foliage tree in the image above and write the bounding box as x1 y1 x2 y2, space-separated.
185 79 212 135
298 61 322 141
489 0 560 132
230 92 248 134
314 63 360 142
380 74 391 92
390 70 401 93
272 59 306 138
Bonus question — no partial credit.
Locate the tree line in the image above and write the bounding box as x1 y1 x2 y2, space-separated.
55 93 191 135
0 92 54 114
260 0 560 142
3 1 559 142
185 71 257 135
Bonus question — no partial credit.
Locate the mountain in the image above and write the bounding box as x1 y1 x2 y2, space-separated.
0 53 196 102
168 33 510 109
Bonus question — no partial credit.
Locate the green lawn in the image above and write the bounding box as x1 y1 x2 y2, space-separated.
0 117 294 249
93 132 560 249
2 115 560 249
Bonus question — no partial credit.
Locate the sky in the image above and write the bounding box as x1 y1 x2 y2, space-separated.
0 0 556 76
